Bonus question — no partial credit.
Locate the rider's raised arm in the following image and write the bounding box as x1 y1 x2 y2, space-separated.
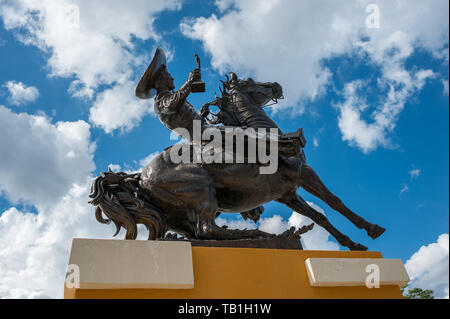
155 70 200 114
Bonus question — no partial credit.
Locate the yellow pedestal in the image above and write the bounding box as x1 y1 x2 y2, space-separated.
64 246 404 299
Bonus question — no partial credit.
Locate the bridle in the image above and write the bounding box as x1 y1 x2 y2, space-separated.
231 81 284 108
200 76 283 125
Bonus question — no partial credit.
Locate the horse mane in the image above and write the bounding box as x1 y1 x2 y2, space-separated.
89 170 167 239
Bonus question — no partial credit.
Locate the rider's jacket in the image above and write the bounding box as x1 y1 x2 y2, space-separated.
154 81 205 140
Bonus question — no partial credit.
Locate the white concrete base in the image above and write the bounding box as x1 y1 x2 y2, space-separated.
305 258 410 287
66 239 194 289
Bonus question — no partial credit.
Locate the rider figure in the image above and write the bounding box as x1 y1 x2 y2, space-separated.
136 47 264 223
136 47 206 139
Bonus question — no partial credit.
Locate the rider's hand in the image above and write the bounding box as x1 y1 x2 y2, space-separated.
188 68 201 83
200 103 210 117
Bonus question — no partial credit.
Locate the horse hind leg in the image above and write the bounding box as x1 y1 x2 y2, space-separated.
215 206 265 223
298 164 385 239
278 190 368 251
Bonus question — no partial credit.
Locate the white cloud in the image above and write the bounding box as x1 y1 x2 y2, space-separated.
0 106 95 209
181 0 448 152
259 215 287 234
399 167 420 195
0 135 159 298
312 127 324 149
312 137 319 148
0 180 115 299
89 81 153 134
108 150 161 175
405 234 449 299
216 201 339 250
0 0 181 98
336 68 435 153
0 103 114 298
216 216 257 230
138 151 160 168
289 202 340 251
0 0 181 132
215 0 235 12
400 184 409 195
337 80 388 152
443 80 449 96
409 168 421 180
3 81 39 106
107 164 121 172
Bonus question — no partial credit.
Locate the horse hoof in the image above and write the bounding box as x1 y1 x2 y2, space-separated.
351 243 368 251
367 224 386 239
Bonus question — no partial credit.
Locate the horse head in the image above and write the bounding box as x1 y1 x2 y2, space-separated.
202 72 283 129
227 72 283 108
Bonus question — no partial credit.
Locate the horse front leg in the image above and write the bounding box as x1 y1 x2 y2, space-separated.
193 185 275 240
278 190 368 251
298 164 385 239
198 222 277 240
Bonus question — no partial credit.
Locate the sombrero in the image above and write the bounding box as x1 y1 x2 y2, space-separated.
135 47 167 99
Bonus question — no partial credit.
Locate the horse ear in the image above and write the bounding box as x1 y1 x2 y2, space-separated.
229 72 237 82
220 80 230 94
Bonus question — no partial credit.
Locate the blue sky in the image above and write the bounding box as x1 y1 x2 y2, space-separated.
0 0 448 298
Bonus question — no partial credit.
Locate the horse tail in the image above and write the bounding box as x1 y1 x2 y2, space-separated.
89 170 167 240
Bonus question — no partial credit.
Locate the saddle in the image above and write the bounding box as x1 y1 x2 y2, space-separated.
197 126 306 163
279 128 306 158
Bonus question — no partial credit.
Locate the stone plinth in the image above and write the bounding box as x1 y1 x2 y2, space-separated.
64 238 408 299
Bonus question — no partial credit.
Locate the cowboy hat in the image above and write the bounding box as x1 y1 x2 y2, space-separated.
135 47 167 99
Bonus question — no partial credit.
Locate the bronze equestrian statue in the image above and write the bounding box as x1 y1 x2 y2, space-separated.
89 47 385 251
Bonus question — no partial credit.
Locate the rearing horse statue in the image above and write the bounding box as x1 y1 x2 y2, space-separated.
89 48 385 251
